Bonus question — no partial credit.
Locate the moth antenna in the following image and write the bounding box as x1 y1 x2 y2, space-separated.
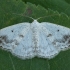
12 13 34 20
36 14 58 20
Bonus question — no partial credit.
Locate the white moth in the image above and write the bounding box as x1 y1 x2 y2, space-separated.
0 20 70 59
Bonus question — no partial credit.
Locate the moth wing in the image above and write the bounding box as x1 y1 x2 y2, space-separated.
37 22 70 59
0 23 35 59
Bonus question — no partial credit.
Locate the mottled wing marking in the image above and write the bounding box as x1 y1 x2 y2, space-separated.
41 22 70 50
0 23 35 59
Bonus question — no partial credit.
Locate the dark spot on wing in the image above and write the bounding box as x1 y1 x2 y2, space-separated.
55 35 70 44
11 30 14 32
0 40 2 43
47 34 52 37
57 29 59 32
63 35 70 44
63 35 70 40
68 39 70 44
1 35 7 41
19 35 24 38
0 35 13 43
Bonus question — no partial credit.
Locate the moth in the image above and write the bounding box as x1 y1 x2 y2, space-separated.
0 20 70 59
